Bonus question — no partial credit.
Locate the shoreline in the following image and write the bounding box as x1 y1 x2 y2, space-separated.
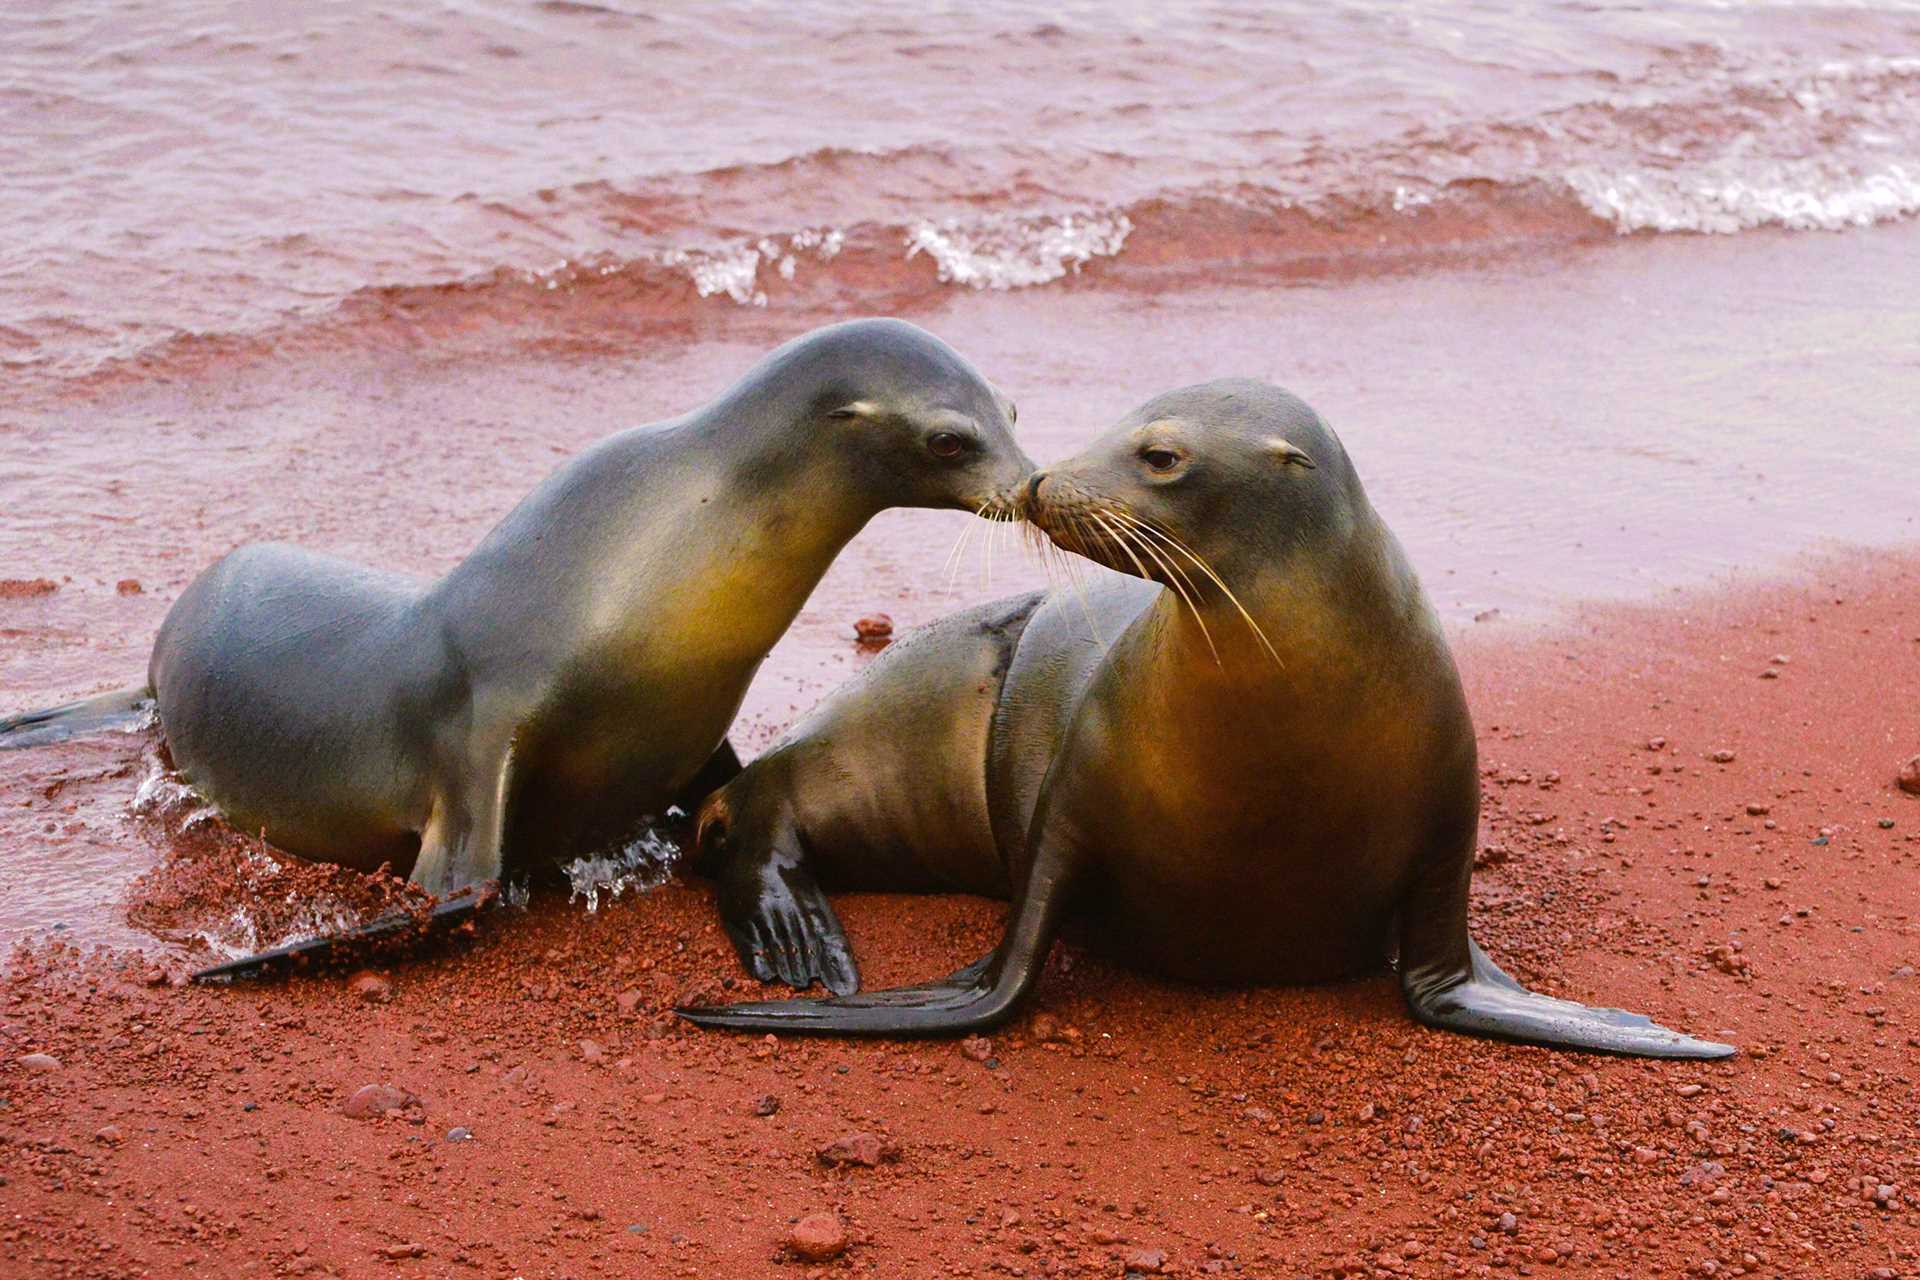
4 546 1915 1278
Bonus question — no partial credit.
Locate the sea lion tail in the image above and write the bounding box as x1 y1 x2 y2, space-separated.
0 685 154 750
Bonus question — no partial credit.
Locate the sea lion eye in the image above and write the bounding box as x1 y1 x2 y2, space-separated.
928 432 966 459
1142 448 1181 472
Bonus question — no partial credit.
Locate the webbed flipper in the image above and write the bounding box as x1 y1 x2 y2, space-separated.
0 686 152 749
683 831 1079 1037
1403 937 1735 1059
706 782 858 995
189 888 493 982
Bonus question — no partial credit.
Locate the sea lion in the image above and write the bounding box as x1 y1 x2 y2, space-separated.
680 379 1734 1058
1 318 1034 977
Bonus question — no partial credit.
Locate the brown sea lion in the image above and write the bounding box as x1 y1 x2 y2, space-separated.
680 379 1733 1058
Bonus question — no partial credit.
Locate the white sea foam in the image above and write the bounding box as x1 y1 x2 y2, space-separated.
1567 161 1920 234
664 245 767 307
904 209 1133 290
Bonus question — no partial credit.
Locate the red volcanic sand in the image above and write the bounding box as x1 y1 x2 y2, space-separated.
4 554 1919 1280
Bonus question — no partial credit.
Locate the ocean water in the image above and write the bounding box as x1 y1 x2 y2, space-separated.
5 0 1920 377
3 0 1919 958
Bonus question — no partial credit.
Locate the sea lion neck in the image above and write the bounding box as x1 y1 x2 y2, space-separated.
1126 513 1416 704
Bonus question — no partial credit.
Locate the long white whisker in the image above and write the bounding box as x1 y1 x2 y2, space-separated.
1095 509 1219 665
1110 510 1283 668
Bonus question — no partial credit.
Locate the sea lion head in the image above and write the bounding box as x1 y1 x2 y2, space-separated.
754 318 1034 514
1023 378 1366 598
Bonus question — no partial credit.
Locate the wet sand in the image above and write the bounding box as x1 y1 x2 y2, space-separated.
6 220 1920 957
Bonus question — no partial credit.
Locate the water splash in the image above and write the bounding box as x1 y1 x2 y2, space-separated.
562 823 683 912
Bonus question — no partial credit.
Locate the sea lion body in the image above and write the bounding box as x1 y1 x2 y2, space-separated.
685 380 1732 1059
8 320 1035 950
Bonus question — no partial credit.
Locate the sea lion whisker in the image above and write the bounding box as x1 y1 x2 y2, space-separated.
1093 509 1219 665
1110 511 1284 669
1096 504 1208 614
1057 510 1107 646
942 505 987 598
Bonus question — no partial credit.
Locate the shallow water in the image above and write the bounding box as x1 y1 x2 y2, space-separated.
3 1 1919 959
6 1 1920 376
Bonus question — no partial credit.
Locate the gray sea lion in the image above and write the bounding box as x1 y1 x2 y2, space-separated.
1 318 1034 976
680 380 1734 1058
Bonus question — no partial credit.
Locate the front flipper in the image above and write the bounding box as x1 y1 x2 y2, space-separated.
190 888 493 982
1405 938 1735 1059
408 733 515 897
680 955 1009 1034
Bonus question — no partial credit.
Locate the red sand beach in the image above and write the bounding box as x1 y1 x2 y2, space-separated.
5 3 1920 1277
5 549 1918 1280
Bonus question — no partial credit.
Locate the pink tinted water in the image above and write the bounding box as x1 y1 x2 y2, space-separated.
2 1 1918 954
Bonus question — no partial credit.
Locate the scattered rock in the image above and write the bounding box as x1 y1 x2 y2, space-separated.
577 1038 605 1063
1899 755 1920 796
752 1094 780 1117
788 1212 848 1262
853 614 893 648
1705 944 1751 976
1123 1246 1167 1273
379 1243 426 1260
342 1083 415 1119
94 1124 124 1145
1645 737 1667 751
1710 749 1736 764
116 578 143 595
817 1131 898 1168
0 578 58 598
614 988 644 1014
445 1127 473 1142
959 1035 994 1063
347 971 392 1003
1496 1212 1519 1235
18 1053 62 1072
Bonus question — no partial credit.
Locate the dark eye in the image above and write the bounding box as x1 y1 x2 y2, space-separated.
928 432 966 459
1142 448 1180 472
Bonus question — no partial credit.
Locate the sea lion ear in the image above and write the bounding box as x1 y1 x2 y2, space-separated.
826 401 878 421
1265 438 1316 469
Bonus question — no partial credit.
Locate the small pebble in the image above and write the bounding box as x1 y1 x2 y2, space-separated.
347 971 392 1004
788 1212 848 1262
18 1053 61 1072
446 1127 473 1142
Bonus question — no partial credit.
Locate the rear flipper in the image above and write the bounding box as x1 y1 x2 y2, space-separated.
1404 937 1736 1059
0 686 152 749
189 886 494 982
705 789 858 996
